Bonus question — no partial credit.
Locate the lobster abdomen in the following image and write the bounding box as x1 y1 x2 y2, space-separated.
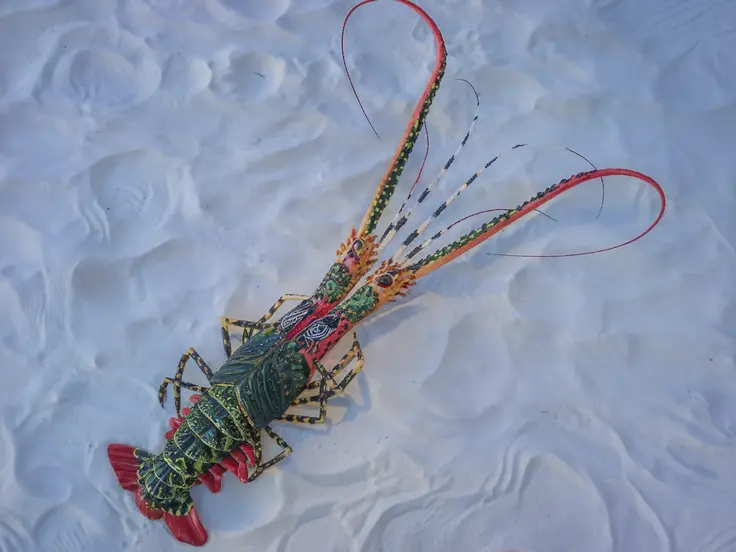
138 385 252 509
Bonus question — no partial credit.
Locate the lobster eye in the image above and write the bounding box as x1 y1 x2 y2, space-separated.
352 239 363 252
376 274 393 288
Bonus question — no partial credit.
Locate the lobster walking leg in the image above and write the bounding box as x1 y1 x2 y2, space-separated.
277 365 329 425
159 379 207 396
278 336 365 427
314 341 365 404
257 294 311 324
302 335 361 390
246 426 294 483
157 347 214 417
293 334 364 406
195 418 292 491
220 294 310 357
220 318 275 358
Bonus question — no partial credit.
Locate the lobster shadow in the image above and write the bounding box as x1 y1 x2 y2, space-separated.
303 252 509 430
418 256 499 298
320 304 425 426
361 303 426 343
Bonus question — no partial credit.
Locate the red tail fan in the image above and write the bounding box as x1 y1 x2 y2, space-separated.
107 443 208 546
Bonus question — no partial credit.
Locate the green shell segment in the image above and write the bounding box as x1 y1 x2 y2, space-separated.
197 391 243 440
209 328 282 385
136 380 255 513
337 285 380 324
235 340 311 428
183 407 233 452
206 384 251 439
314 262 353 303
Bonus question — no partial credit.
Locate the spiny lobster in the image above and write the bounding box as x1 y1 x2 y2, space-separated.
107 0 666 546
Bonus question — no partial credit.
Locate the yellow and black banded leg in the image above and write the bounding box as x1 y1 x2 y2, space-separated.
256 294 311 324
158 347 214 417
246 425 293 482
241 428 264 475
320 343 365 403
220 293 309 358
294 337 359 395
220 318 275 358
158 378 207 397
301 338 361 392
292 333 365 408
277 366 329 425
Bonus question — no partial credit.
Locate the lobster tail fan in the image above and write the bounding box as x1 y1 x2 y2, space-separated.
163 510 208 548
108 443 145 492
406 168 666 280
107 443 209 546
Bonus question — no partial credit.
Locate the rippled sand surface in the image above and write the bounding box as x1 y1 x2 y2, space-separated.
1 1 735 551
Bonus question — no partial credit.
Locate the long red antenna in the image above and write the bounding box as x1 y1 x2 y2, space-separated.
409 168 666 277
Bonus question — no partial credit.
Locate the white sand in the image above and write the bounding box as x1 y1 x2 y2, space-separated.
1 0 735 550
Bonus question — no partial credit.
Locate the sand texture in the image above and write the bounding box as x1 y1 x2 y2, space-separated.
1 0 735 551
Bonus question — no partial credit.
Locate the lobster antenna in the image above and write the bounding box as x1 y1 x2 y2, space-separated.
393 121 431 229
401 168 665 279
565 147 605 219
388 143 601 263
393 207 556 268
342 0 448 237
341 1 380 140
377 78 481 252
341 0 435 237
